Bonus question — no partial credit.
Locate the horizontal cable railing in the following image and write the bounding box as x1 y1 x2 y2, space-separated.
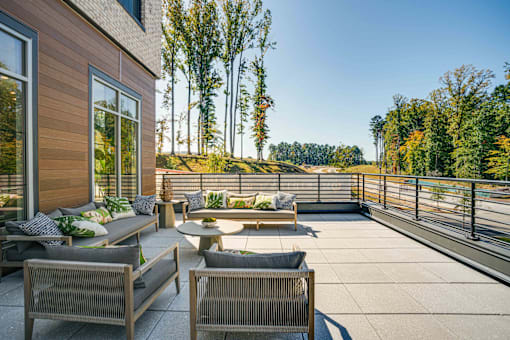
155 173 357 202
357 173 510 249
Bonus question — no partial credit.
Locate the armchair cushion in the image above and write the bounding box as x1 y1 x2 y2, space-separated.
59 202 97 216
6 243 48 261
203 250 306 269
5 220 33 253
133 259 177 310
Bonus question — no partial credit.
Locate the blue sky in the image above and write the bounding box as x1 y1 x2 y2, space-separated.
156 0 510 161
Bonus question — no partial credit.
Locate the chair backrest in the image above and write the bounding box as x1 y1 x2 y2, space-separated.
24 259 131 324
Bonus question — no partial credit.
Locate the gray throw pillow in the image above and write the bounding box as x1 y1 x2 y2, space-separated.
60 202 97 216
132 194 156 215
46 245 145 288
203 250 306 269
277 191 296 210
18 212 64 247
46 209 63 219
184 190 205 211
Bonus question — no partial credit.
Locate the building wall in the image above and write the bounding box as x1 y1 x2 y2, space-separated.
66 0 161 77
0 0 156 212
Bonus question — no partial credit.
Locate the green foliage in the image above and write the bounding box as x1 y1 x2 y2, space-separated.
485 136 510 181
205 191 225 208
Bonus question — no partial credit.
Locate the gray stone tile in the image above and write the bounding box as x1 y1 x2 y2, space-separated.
331 264 393 283
147 281 180 311
149 311 224 340
141 235 186 248
71 310 163 340
454 283 510 314
359 248 454 263
246 237 282 249
421 262 496 283
367 314 458 340
345 284 427 313
280 238 318 249
434 315 510 340
307 264 340 283
321 249 371 263
298 249 328 263
377 263 444 283
320 214 370 222
249 226 280 236
315 284 362 313
169 282 190 311
222 237 247 250
297 214 324 222
0 270 23 295
0 284 24 306
314 312 379 340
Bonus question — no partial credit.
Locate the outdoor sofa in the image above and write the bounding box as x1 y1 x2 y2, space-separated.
189 244 315 340
0 201 159 278
183 197 298 230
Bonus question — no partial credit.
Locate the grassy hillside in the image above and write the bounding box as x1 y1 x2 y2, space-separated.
337 164 387 174
157 154 307 173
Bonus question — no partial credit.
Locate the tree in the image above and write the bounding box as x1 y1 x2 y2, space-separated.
155 114 171 154
400 130 426 176
369 115 384 170
161 0 182 155
486 136 510 181
237 82 250 159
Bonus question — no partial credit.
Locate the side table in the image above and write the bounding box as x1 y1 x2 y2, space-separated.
156 200 182 228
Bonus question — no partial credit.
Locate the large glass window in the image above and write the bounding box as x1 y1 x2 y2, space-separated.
92 77 140 201
0 24 32 226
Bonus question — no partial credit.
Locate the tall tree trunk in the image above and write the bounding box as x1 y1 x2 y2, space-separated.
232 51 244 156
187 64 191 155
171 52 175 155
240 130 243 159
228 59 235 156
223 66 229 154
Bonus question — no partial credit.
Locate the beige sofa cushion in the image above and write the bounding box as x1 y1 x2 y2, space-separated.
187 208 294 220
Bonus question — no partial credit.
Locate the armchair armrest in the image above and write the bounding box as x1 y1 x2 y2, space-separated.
182 201 189 220
0 234 72 245
132 242 179 281
293 201 298 212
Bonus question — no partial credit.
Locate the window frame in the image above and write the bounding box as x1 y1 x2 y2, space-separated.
89 66 142 201
116 0 145 32
0 10 38 220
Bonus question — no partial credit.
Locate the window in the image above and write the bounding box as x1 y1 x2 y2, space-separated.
91 73 141 201
0 15 36 226
118 0 142 25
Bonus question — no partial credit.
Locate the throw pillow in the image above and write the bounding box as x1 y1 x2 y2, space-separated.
53 215 108 237
59 202 97 216
203 250 306 269
104 196 136 220
205 190 227 209
132 194 156 215
227 196 256 209
277 191 296 210
184 190 205 211
253 194 277 210
18 212 64 246
81 207 113 224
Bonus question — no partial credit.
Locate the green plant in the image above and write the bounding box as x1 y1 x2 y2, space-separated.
202 217 216 222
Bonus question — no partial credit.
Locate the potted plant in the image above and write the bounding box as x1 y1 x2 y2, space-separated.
201 217 217 228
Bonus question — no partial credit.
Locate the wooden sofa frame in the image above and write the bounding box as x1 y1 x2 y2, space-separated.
182 201 298 231
24 242 179 340
0 206 159 279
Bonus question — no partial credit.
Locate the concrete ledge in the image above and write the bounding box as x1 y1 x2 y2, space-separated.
297 201 361 213
362 203 510 284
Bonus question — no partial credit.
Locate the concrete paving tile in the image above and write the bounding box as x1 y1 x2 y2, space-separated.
321 249 371 263
315 284 362 313
278 225 310 236
298 249 328 263
0 271 23 295
399 283 495 314
246 237 282 249
367 314 458 340
142 227 184 238
141 236 186 248
149 311 224 340
454 283 510 314
421 262 496 283
315 229 401 239
331 264 393 283
345 284 427 313
147 281 179 311
249 226 280 236
169 282 190 311
359 248 454 263
221 237 248 250
297 214 324 222
280 238 318 249
0 284 24 306
320 214 370 222
434 315 510 340
308 264 340 283
71 310 163 340
377 263 444 283
314 313 380 340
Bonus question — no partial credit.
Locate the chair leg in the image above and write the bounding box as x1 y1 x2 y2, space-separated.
294 219 297 231
25 317 34 340
256 220 259 230
126 321 134 340
175 276 180 294
136 232 140 244
308 330 314 340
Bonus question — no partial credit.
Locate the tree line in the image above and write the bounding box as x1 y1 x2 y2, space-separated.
268 142 365 169
370 63 510 180
159 0 275 160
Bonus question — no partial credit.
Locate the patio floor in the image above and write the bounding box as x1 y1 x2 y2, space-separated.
1 213 509 339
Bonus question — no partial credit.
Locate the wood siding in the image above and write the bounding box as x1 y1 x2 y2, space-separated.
0 0 156 212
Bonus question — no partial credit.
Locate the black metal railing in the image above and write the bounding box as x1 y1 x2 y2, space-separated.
156 173 357 202
357 173 510 247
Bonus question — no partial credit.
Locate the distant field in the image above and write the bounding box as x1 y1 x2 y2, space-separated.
337 164 386 174
157 154 307 173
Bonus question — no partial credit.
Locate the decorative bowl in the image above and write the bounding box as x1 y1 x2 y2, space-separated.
202 221 217 228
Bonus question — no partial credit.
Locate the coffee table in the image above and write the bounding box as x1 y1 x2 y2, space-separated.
176 220 244 254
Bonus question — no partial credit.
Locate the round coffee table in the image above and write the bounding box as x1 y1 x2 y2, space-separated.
176 220 244 254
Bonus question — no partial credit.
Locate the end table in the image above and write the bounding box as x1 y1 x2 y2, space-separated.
156 200 182 228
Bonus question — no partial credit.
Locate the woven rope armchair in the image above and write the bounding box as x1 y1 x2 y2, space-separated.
189 245 315 340
23 243 180 340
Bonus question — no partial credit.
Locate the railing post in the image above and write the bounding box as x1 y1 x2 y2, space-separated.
278 173 281 192
383 176 387 209
378 175 381 203
468 182 479 240
239 173 242 193
415 178 419 220
317 174 321 202
362 174 365 202
200 173 203 191
357 173 360 201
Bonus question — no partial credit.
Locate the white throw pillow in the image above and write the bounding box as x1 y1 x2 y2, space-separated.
73 220 108 236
